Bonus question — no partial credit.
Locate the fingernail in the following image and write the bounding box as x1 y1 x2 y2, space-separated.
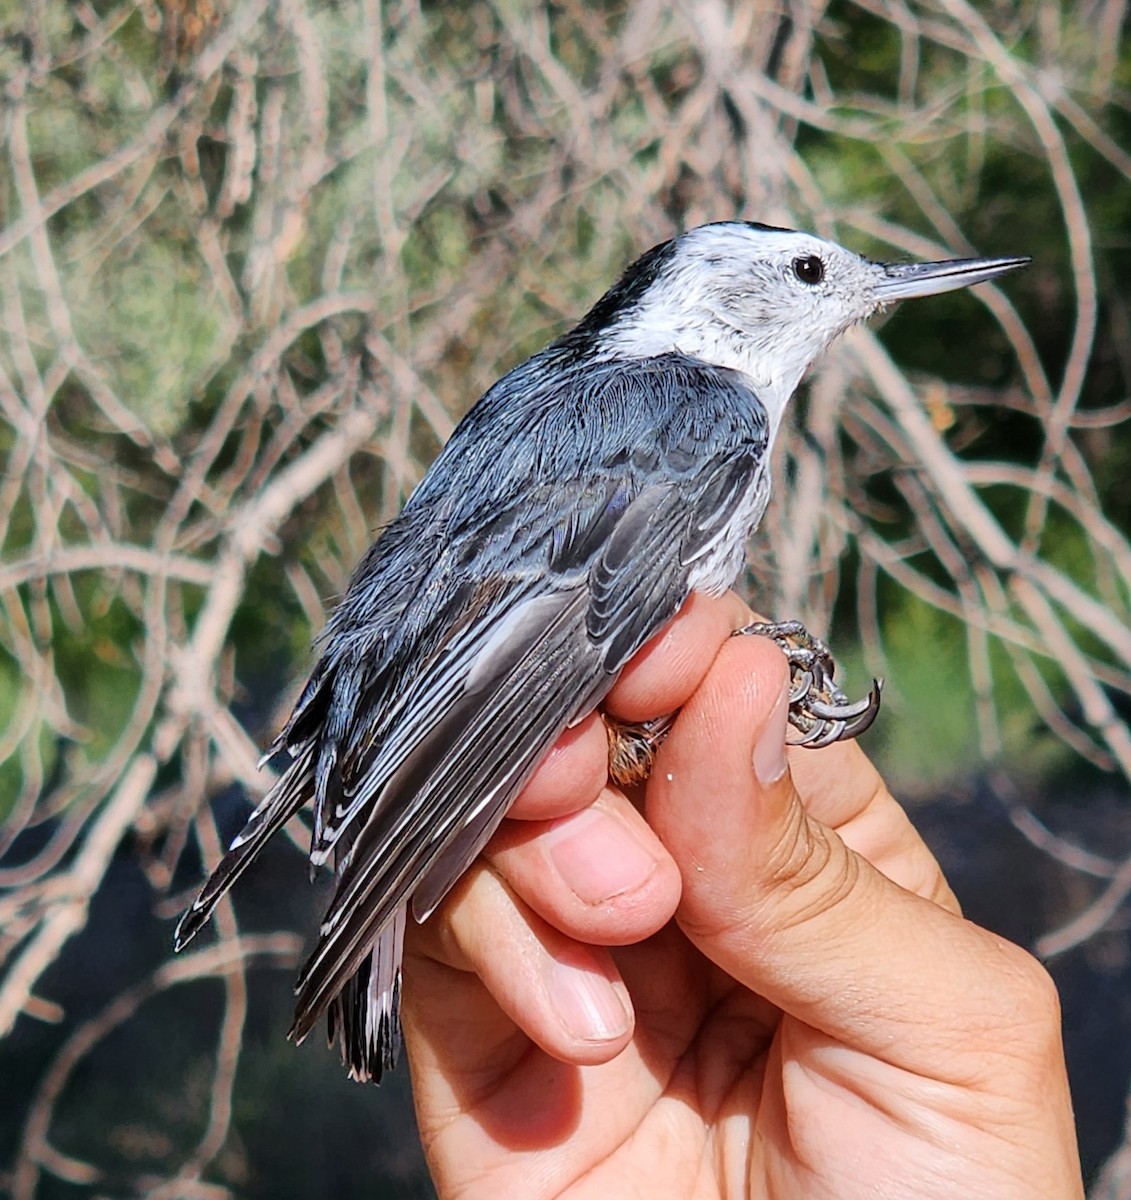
548 955 632 1043
753 682 790 786
546 808 657 905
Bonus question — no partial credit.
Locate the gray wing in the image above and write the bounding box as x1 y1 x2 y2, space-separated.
288 443 766 1039
176 350 771 1061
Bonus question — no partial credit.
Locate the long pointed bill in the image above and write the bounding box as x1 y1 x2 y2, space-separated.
874 255 1031 301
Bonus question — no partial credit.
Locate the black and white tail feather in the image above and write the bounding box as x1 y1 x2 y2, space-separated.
174 221 1028 1081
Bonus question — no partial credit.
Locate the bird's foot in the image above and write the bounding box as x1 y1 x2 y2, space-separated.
603 621 880 787
606 713 676 789
735 619 882 749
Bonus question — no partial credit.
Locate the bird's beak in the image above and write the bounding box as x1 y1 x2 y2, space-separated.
874 255 1031 302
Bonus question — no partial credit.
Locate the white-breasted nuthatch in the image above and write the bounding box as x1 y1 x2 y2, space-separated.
175 221 1028 1081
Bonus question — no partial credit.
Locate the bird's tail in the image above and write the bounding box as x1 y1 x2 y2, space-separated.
323 902 406 1083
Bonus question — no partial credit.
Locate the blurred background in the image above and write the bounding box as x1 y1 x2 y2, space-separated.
1 0 1130 1195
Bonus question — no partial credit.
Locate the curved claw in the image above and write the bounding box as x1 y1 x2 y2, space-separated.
788 678 883 749
788 669 816 705
788 719 844 748
738 618 883 751
797 720 850 748
804 690 876 722
839 679 883 740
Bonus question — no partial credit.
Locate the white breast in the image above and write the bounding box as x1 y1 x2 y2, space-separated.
686 465 773 597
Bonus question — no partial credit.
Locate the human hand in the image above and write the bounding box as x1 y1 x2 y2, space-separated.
403 592 1083 1199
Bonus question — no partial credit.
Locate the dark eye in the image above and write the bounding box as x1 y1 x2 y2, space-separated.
792 255 825 285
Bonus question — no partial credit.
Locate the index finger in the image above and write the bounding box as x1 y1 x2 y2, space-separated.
604 590 752 721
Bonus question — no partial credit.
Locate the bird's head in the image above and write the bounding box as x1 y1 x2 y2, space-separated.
575 221 1028 436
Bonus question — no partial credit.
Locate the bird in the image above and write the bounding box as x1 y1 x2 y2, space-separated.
174 221 1029 1082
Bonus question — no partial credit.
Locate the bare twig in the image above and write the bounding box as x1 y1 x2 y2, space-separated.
2 0 1128 1186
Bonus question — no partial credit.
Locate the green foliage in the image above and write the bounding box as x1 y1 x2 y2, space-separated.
73 234 228 437
867 597 979 791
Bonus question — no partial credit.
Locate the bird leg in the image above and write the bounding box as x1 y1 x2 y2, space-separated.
604 620 881 788
735 620 882 749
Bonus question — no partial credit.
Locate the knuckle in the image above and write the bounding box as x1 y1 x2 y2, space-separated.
1008 945 1063 1024
684 806 861 943
761 801 830 889
758 805 861 929
978 936 1065 1056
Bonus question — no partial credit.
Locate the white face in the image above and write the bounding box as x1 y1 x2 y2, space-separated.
601 223 885 437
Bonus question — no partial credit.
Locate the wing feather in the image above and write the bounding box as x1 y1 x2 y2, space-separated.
289 448 766 1039
307 582 530 865
290 588 597 1038
173 742 316 950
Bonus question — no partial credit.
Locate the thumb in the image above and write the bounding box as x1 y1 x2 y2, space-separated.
645 632 1032 1079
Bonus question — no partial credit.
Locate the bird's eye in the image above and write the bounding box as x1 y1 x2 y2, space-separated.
792 255 825 285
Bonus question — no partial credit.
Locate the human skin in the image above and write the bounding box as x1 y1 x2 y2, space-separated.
402 592 1084 1199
